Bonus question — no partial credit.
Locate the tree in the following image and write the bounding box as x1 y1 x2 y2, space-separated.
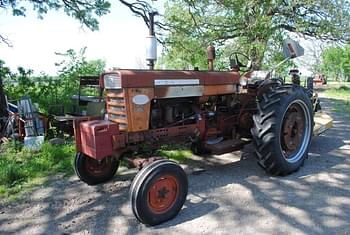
160 0 350 69
0 60 11 126
321 44 350 81
54 47 106 112
2 0 349 73
2 48 106 114
0 59 12 78
158 36 208 70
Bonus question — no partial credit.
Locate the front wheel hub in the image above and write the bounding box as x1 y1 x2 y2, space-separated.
148 175 179 214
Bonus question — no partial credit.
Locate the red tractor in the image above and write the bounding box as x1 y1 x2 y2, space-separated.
73 40 331 225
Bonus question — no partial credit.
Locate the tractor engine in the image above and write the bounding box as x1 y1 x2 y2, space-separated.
149 94 243 129
149 98 196 129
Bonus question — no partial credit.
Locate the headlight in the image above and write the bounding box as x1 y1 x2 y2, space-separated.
104 74 121 89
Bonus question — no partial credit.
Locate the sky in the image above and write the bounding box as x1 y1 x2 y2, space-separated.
0 1 160 75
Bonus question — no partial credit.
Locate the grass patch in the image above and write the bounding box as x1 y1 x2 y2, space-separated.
324 85 350 99
156 144 193 163
0 141 75 203
324 85 350 114
136 142 193 164
157 149 193 163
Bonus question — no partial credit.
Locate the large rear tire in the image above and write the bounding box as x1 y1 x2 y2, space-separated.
75 153 119 185
251 85 313 175
130 159 188 226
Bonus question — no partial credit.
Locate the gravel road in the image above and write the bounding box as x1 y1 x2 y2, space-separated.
1 96 350 235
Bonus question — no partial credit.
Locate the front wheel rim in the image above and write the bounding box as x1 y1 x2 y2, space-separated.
280 100 311 163
147 175 179 214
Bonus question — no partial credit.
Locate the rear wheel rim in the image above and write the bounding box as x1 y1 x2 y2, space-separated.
280 100 311 163
147 175 179 214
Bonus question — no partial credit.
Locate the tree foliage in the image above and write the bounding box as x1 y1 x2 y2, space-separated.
160 0 350 70
320 44 350 81
2 0 349 75
0 59 12 78
3 48 105 114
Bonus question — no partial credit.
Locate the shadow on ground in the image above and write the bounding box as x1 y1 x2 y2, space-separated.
1 97 349 234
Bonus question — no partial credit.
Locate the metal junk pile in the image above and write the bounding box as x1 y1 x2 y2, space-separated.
0 78 45 150
17 97 45 150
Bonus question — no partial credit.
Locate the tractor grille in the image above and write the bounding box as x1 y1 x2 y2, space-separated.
106 89 128 131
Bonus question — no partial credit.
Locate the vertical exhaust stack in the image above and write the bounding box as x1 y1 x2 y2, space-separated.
146 12 158 70
207 45 216 71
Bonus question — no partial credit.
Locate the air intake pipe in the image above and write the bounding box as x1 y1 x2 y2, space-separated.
146 12 158 70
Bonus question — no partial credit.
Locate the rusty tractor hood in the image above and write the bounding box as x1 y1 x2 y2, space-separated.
101 69 241 88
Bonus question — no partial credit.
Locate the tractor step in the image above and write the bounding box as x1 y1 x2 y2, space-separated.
313 112 333 136
205 139 249 155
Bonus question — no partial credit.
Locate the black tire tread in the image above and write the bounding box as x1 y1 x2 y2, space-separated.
130 159 173 222
74 153 119 185
130 159 188 226
251 85 313 176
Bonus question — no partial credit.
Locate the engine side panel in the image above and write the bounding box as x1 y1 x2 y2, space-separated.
126 88 154 132
155 86 204 98
203 84 238 96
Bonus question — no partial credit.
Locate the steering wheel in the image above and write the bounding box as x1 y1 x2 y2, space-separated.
229 52 252 72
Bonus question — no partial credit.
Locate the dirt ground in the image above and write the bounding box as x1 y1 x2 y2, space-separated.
1 96 350 235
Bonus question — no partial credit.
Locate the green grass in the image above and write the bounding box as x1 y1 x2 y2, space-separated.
135 142 193 164
323 85 350 113
324 85 350 99
156 144 193 163
0 140 193 203
326 81 350 87
0 141 75 203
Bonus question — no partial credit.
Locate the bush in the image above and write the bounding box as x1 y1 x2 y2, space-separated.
2 48 105 114
0 141 75 201
0 162 26 186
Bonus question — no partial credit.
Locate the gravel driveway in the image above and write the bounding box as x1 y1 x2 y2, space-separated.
1 97 350 235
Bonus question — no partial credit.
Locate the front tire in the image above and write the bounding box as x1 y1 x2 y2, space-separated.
130 159 188 226
75 153 119 185
251 85 313 175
